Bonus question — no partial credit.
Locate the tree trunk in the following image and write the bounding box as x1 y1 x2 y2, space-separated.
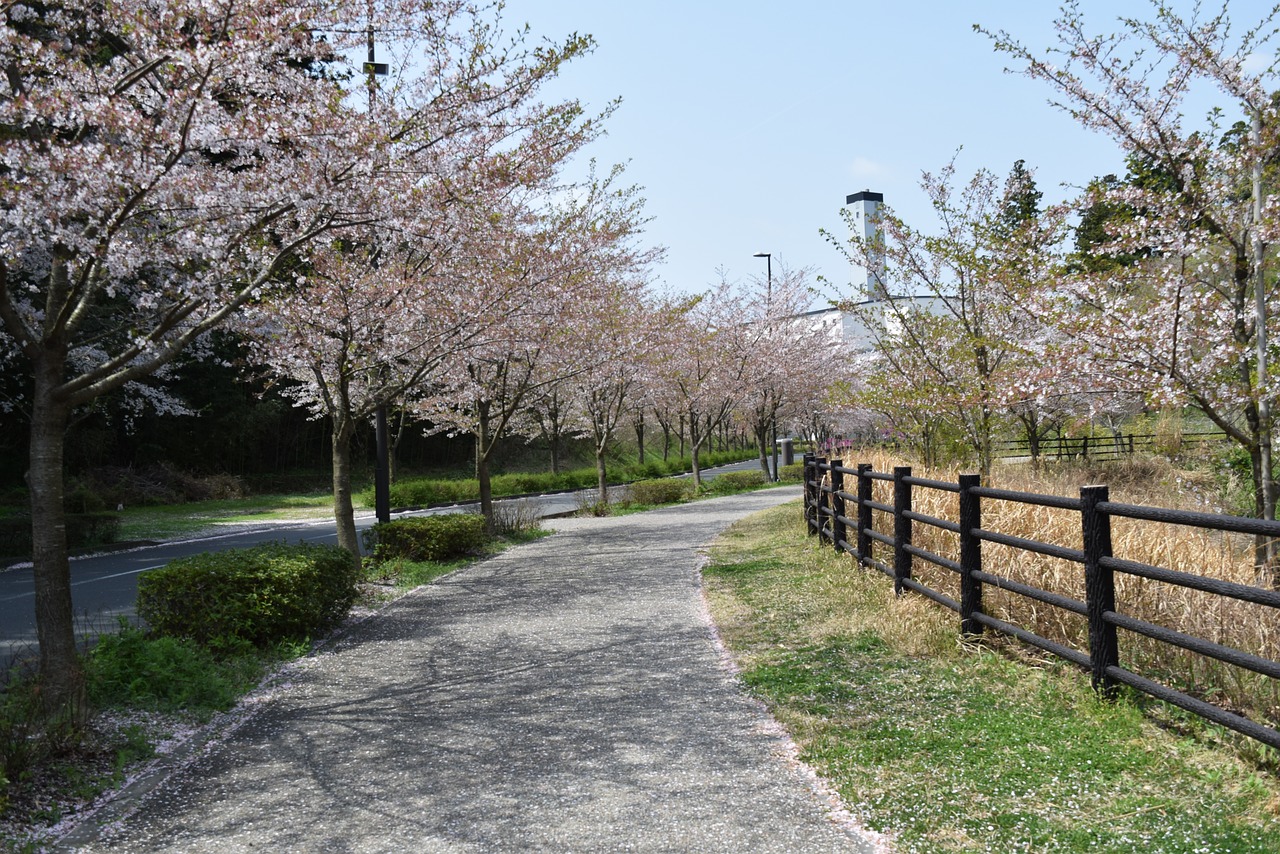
689 413 704 490
28 349 86 719
635 412 645 465
389 408 407 484
756 420 771 479
330 417 361 564
476 401 495 533
596 447 609 506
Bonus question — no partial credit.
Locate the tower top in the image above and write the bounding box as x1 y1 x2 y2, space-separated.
846 190 883 205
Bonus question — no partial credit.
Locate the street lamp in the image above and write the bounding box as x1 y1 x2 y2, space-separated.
753 252 779 482
367 17 392 525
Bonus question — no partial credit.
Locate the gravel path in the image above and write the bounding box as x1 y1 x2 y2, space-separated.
60 488 882 852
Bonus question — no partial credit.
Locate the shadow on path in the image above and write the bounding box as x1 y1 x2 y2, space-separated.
61 489 880 853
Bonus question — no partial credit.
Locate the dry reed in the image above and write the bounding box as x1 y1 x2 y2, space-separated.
818 449 1280 731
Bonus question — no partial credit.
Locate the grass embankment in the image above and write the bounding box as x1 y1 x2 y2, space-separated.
116 493 334 541
703 501 1280 853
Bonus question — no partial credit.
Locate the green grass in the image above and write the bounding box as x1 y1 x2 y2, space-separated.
703 502 1280 853
116 493 336 540
86 625 281 719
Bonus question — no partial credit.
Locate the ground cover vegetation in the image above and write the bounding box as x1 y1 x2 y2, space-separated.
704 500 1280 853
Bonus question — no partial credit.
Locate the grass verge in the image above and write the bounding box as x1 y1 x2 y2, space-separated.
116 493 336 541
703 501 1280 853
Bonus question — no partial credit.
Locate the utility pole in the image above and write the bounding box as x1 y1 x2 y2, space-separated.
753 251 778 482
366 8 391 524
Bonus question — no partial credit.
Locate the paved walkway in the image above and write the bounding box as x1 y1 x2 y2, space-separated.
60 488 881 852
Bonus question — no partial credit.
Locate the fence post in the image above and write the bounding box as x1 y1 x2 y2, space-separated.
959 473 983 636
1081 484 1119 698
802 453 814 535
857 463 872 568
816 456 829 543
893 465 912 596
831 459 846 554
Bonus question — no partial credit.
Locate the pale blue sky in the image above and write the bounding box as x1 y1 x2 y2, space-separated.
497 1 1269 304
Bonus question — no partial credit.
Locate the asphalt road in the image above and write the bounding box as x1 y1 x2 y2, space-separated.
1 459 776 668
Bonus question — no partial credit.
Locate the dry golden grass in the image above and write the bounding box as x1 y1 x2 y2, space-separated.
816 449 1280 730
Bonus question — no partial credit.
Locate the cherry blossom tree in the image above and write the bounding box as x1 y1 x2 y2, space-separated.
652 281 747 489
416 168 659 528
244 11 606 560
982 1 1280 540
0 0 406 712
829 159 1063 477
569 289 669 504
731 263 831 479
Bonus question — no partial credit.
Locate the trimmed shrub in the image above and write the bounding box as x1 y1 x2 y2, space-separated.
778 463 805 483
627 478 693 505
365 513 488 563
708 470 766 493
137 542 359 651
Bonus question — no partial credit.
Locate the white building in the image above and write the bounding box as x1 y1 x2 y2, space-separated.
797 190 945 354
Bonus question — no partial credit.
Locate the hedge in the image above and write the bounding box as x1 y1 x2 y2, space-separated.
365 449 761 508
627 478 694 505
364 513 489 563
137 542 359 651
708 470 767 493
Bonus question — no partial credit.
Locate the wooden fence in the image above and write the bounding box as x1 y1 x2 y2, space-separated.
993 431 1227 460
802 453 1280 750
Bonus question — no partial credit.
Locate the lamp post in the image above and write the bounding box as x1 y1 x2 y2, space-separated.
753 251 778 482
366 14 392 524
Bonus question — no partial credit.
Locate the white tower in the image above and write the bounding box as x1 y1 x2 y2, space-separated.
845 190 885 298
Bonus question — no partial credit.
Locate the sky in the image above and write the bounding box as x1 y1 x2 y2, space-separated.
491 0 1271 307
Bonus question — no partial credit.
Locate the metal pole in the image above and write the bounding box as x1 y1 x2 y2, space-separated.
375 404 390 523
367 10 391 525
1253 109 1275 567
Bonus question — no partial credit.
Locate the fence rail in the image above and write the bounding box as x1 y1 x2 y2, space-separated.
993 430 1227 460
801 453 1280 750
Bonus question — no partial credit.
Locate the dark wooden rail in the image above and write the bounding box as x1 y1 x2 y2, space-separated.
802 453 1280 750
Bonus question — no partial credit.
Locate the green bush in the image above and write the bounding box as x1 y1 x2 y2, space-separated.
627 478 693 505
384 477 478 508
88 625 260 714
137 542 359 651
778 463 805 483
0 673 42 795
365 513 488 563
708 470 767 493
0 512 121 559
66 512 122 548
